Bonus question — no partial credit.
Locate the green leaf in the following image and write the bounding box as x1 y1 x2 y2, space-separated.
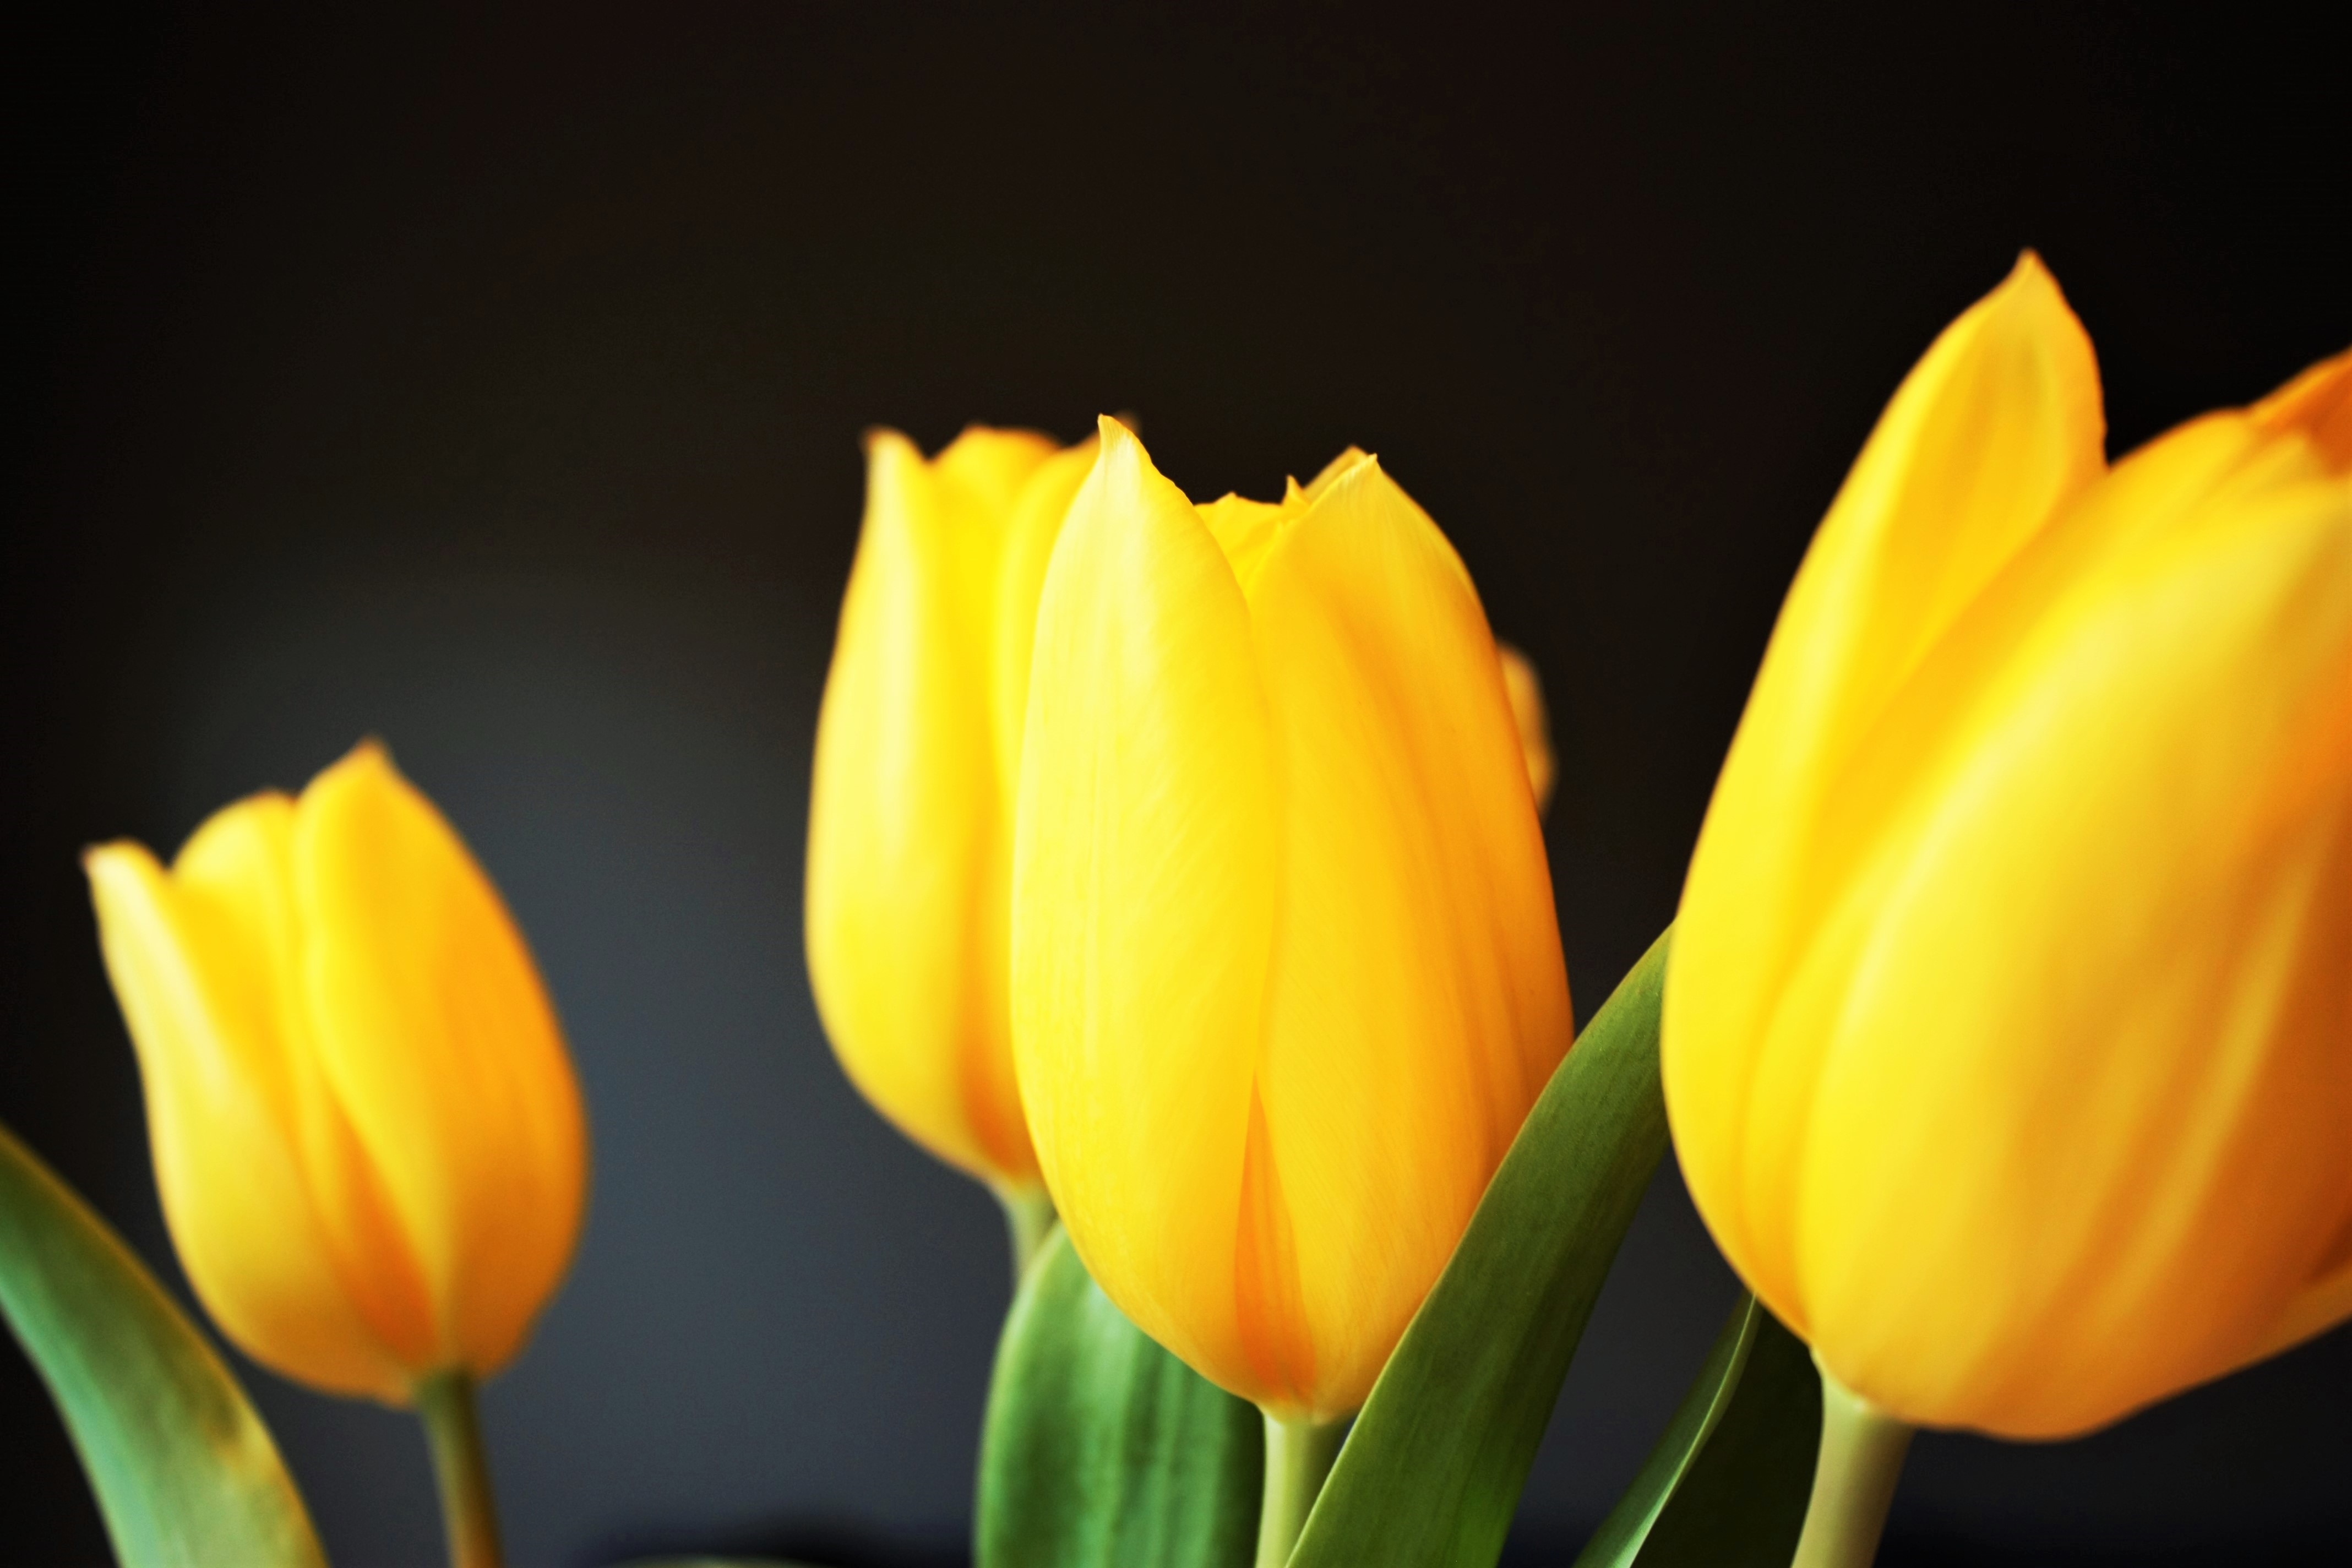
1572 1292 1820 1567
976 1225 1262 1568
0 1118 325 1568
1290 927 1674 1568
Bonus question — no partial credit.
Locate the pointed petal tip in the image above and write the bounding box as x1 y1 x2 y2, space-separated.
1305 447 1401 511
858 428 928 495
1091 414 1168 496
319 737 401 793
81 839 153 885
1989 248 2072 320
1298 445 1381 504
2252 345 2352 472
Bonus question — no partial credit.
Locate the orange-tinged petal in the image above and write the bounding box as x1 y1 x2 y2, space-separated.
297 744 588 1378
1242 457 1574 1417
1497 643 1556 814
85 831 410 1400
2251 346 2352 474
2246 1249 2352 1372
1667 252 2106 1313
1011 417 1277 1397
172 798 439 1375
807 431 1039 1183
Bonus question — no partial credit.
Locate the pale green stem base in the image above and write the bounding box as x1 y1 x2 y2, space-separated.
1790 1354 1914 1568
995 1183 1057 1283
415 1369 504 1568
1254 1411 1347 1568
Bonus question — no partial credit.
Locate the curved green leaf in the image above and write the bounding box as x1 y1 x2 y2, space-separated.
1573 1292 1820 1567
1291 928 1674 1568
1573 1294 1763 1567
0 1119 325 1568
977 1225 1261 1568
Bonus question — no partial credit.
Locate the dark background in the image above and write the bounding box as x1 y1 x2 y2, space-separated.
6 4 2348 1564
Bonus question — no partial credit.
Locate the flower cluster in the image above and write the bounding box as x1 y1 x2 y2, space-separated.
6 254 2343 1568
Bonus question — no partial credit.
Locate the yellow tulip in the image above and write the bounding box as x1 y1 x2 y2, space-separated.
1010 419 1574 1422
805 425 1099 1197
1664 253 2352 1440
83 743 589 1405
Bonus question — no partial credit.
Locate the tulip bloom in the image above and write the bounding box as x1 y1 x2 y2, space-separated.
1011 419 1574 1422
85 743 588 1405
1665 254 2352 1439
806 426 1098 1195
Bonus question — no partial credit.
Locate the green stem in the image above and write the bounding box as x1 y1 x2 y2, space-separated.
995 1183 1058 1284
415 1369 504 1568
1253 1410 1346 1568
1790 1355 1914 1568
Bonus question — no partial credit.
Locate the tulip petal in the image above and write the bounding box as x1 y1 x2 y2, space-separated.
1195 493 1289 591
992 440 1102 812
1241 456 1574 1417
1011 417 1278 1400
2247 1250 2352 1371
2252 345 2352 475
931 424 1060 518
808 431 1039 1183
1667 253 2105 1311
85 832 406 1400
1780 417 2352 1435
1300 446 1373 502
297 745 587 1378
172 801 439 1376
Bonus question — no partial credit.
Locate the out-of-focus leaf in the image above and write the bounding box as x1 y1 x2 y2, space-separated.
1290 929 1673 1568
976 1226 1261 1568
1574 1292 1820 1566
0 1119 325 1568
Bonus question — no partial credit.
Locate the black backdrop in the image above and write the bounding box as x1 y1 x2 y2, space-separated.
6 4 2348 1564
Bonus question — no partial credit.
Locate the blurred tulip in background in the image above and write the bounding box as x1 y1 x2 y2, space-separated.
83 743 589 1405
806 427 1099 1219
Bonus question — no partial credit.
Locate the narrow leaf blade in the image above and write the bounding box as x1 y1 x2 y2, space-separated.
976 1226 1262 1568
1619 1298 1819 1568
0 1119 326 1568
1571 1294 1765 1568
1291 928 1674 1568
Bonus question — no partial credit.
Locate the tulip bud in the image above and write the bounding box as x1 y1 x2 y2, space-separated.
1664 253 2352 1439
805 426 1098 1194
84 743 588 1404
1010 420 1574 1421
